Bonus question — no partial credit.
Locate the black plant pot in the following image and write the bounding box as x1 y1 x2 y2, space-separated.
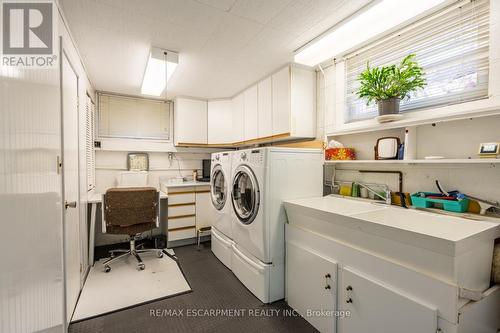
377 98 400 116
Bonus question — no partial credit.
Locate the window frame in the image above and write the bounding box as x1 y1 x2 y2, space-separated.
96 92 174 142
325 0 500 136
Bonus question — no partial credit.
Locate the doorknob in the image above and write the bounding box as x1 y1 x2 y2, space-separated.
65 201 77 209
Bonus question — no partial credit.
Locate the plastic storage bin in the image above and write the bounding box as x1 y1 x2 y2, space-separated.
410 192 469 213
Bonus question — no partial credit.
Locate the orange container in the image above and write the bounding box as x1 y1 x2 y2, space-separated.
325 148 356 160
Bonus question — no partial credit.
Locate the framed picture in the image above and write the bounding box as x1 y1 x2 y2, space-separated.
127 153 149 171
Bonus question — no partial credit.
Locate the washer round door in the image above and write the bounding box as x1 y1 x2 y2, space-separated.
211 164 227 210
231 165 260 224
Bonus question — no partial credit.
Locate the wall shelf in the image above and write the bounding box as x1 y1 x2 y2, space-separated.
324 159 500 165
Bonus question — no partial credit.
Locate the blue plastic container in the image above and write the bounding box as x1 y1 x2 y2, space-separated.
410 192 469 213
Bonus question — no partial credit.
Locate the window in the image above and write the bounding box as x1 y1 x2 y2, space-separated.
97 93 172 140
85 94 95 191
345 0 489 122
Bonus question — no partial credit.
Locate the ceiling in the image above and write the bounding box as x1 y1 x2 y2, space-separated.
60 0 371 99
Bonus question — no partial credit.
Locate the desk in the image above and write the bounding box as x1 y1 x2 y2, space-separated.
88 191 168 265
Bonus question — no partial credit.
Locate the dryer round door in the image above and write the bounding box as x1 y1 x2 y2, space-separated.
231 165 260 225
211 164 227 210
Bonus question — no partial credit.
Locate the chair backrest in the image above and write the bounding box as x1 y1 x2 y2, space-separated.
102 187 159 232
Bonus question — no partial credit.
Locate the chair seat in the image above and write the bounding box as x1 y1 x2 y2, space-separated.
106 222 156 235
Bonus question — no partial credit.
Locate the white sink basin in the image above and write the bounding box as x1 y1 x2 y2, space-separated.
285 195 382 216
284 195 500 291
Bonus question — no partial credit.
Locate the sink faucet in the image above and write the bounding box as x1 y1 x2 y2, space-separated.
354 182 392 205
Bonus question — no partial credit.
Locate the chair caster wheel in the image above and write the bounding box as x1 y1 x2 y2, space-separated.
110 253 115 258
138 263 145 270
157 251 163 258
104 265 111 273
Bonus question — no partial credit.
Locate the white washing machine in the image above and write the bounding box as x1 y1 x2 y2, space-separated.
210 151 234 269
230 147 323 303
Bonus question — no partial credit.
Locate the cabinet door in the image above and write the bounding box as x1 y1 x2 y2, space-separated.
339 267 437 333
244 84 258 141
258 77 272 138
232 93 245 143
287 242 337 333
208 100 232 144
174 98 207 145
195 190 212 229
272 66 291 135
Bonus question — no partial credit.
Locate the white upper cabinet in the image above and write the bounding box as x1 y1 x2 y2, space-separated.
272 65 316 138
208 100 232 144
258 77 273 138
232 93 245 143
244 84 259 141
174 97 207 145
272 67 291 136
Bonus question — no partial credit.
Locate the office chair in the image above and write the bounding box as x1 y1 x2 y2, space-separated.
101 187 163 272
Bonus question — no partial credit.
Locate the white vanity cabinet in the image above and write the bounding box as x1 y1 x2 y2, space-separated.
285 217 500 333
174 97 207 145
339 267 437 333
286 242 337 333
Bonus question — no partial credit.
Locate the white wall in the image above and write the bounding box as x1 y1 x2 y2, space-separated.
93 150 211 246
94 151 210 192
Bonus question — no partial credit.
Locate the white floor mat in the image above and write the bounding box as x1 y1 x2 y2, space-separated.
72 249 191 322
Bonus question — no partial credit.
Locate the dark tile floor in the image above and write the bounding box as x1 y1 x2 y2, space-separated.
69 242 318 333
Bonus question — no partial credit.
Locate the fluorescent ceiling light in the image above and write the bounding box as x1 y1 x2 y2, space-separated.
141 47 178 96
294 0 446 66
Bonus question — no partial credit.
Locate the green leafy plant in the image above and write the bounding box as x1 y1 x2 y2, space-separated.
357 54 426 105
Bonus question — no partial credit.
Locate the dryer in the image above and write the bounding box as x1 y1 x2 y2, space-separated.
209 151 234 269
230 147 323 303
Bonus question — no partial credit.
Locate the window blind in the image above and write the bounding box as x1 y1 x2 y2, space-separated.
98 93 171 140
86 95 95 191
345 0 489 122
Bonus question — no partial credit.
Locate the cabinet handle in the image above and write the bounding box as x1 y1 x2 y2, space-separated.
324 273 332 290
346 285 353 303
65 201 77 209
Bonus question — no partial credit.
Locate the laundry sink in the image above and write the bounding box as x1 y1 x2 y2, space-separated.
284 195 500 291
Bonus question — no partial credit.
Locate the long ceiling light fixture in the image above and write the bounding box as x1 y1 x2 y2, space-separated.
294 0 446 67
141 47 178 96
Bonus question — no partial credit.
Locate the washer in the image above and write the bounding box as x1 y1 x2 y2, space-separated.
230 147 323 303
209 151 234 269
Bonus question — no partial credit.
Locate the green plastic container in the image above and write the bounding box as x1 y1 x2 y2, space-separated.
410 192 469 213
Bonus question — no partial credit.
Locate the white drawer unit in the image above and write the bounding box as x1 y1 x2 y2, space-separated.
167 191 195 205
165 184 214 245
168 216 196 230
168 228 196 242
168 204 196 217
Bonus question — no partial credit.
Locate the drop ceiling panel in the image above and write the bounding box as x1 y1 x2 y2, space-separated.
60 0 369 98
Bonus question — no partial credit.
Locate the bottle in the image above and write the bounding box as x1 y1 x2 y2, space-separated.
192 169 198 181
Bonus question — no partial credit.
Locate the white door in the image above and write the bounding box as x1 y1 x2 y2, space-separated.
195 188 212 229
62 52 81 322
287 242 337 333
339 267 437 333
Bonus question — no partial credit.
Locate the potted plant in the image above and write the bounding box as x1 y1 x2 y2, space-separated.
357 53 426 116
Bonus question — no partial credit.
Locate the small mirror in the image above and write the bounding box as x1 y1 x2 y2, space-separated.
375 137 400 160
